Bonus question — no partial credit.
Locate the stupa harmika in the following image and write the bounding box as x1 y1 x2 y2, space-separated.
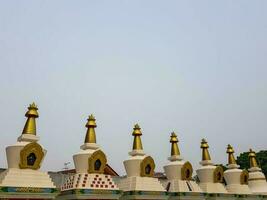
0 103 267 200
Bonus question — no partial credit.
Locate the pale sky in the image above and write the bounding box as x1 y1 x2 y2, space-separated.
0 1 267 175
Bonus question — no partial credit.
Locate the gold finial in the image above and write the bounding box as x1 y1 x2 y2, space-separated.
201 138 211 161
132 124 143 150
170 132 180 156
226 144 237 165
84 114 97 143
22 103 39 135
249 149 259 168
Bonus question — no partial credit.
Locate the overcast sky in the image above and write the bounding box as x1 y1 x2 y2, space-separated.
0 1 267 175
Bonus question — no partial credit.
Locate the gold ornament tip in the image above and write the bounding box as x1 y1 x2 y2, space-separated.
134 124 140 129
249 149 256 156
88 114 95 120
86 114 97 127
171 132 177 137
25 102 39 118
227 144 235 153
132 123 142 136
201 138 209 148
170 132 178 143
29 102 38 109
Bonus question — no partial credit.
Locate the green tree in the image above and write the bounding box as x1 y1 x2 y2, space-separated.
236 150 267 178
236 152 250 170
257 151 267 177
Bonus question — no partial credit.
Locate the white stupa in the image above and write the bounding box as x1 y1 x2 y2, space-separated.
118 124 168 200
223 144 251 194
196 139 227 193
0 103 57 199
248 149 267 195
59 115 121 199
163 132 202 193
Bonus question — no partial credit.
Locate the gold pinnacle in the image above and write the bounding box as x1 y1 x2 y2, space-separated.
201 138 211 161
22 103 39 135
84 114 97 143
132 124 143 150
249 149 259 168
226 144 237 165
170 132 180 156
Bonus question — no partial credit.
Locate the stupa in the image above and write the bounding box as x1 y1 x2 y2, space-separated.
163 132 202 193
223 144 251 194
196 139 227 193
248 149 267 195
118 124 168 199
0 103 57 199
58 115 121 199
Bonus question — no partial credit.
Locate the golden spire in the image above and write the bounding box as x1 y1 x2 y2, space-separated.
201 138 211 161
84 114 97 143
170 132 180 156
132 124 143 150
249 149 259 168
22 103 39 135
226 144 237 165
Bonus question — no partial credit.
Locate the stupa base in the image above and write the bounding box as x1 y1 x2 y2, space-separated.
169 192 204 200
121 190 168 200
226 184 252 194
165 179 202 193
0 186 58 199
199 183 227 194
0 168 56 188
118 176 166 192
60 173 121 199
58 188 121 199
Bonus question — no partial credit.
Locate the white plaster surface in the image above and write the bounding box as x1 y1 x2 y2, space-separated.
224 168 251 194
118 176 166 192
164 160 202 192
0 168 55 188
196 164 227 193
249 169 267 195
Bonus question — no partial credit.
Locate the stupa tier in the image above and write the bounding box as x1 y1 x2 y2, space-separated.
0 103 267 200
